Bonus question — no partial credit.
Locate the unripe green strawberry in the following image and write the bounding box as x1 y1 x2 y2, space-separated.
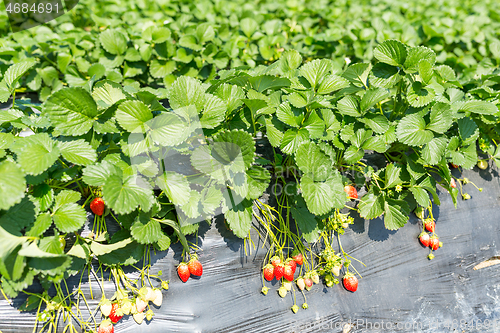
311 271 320 284
146 309 154 321
477 160 488 170
414 207 424 219
324 275 334 287
302 303 308 309
145 287 155 302
283 281 292 291
278 286 287 298
100 300 112 317
133 311 144 325
161 280 169 290
291 305 299 313
261 286 269 295
120 299 132 315
152 289 163 307
331 264 342 277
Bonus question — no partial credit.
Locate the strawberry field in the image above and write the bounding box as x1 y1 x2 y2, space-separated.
1 0 500 332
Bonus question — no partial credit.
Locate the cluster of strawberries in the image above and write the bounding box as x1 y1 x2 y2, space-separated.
418 218 443 259
177 255 203 282
98 285 167 333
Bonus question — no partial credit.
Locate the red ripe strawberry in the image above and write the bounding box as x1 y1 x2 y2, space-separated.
450 163 459 169
429 236 439 250
344 185 358 199
270 256 281 267
188 259 203 277
425 220 435 233
90 197 105 216
263 264 274 282
108 302 123 324
177 262 190 282
98 320 114 333
274 263 285 280
292 253 303 266
419 232 430 247
285 259 297 274
283 265 294 282
343 273 358 292
450 178 456 188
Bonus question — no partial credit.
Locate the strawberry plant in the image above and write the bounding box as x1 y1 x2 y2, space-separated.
0 31 499 326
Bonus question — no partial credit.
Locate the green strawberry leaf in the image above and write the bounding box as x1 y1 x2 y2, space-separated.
280 128 309 154
295 142 332 181
422 136 448 165
396 113 434 146
427 103 452 133
43 87 99 136
383 198 409 230
0 197 36 234
91 238 134 255
403 46 436 72
358 192 384 219
92 82 126 108
58 139 97 166
116 100 153 133
407 81 435 107
246 166 271 200
300 59 331 88
100 29 128 55
103 174 154 214
52 203 87 233
0 161 26 211
156 172 191 206
213 130 256 169
317 75 349 95
130 213 163 244
300 172 345 216
3 59 37 89
16 134 60 176
25 213 52 237
374 40 407 67
409 187 430 207
457 100 498 115
82 160 118 187
224 199 253 238
360 88 390 112
290 198 320 243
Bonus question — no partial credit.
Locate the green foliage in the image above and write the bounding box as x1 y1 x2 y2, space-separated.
0 32 499 302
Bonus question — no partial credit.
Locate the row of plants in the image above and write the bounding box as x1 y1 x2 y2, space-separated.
0 39 499 332
1 0 500 102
